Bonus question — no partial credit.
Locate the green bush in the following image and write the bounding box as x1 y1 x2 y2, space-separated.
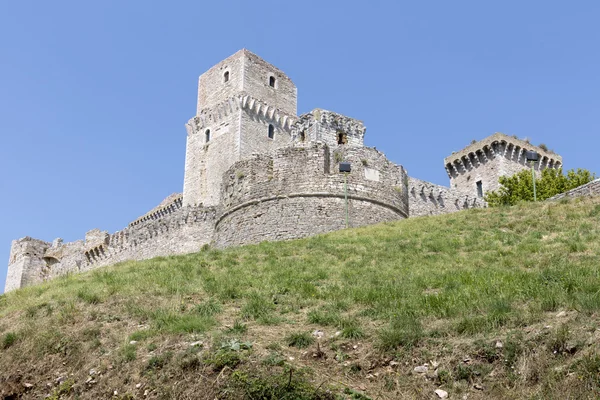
485 168 596 206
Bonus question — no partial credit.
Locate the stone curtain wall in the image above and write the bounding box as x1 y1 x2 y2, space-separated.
214 144 408 247
5 206 216 292
408 177 485 217
548 179 600 201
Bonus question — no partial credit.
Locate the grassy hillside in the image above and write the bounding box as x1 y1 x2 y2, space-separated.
2 197 600 399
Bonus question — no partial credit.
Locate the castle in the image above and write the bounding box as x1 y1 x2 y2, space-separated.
4 50 563 292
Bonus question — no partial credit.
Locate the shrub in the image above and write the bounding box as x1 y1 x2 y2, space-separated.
485 168 596 206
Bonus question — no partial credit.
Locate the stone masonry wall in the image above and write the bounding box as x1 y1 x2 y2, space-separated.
548 179 600 201
445 133 562 198
292 109 365 148
197 50 246 114
241 50 297 116
5 202 216 292
408 177 485 217
239 105 293 158
214 144 408 247
184 50 298 208
6 238 51 292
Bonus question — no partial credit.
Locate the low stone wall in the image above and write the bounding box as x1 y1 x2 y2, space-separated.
408 177 485 217
548 179 600 201
215 143 408 247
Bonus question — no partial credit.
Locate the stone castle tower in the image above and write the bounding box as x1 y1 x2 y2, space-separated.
444 133 563 198
6 49 569 292
183 50 298 207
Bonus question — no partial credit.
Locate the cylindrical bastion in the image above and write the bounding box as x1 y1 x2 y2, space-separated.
214 143 408 247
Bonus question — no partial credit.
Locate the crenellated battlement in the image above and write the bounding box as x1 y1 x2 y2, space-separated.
442 133 563 199
186 94 298 137
292 109 365 147
129 194 183 227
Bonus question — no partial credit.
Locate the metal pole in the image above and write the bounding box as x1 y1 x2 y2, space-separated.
531 161 537 202
344 173 349 228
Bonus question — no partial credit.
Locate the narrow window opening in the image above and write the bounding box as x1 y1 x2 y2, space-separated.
300 130 306 142
337 132 347 145
269 76 276 87
205 129 211 143
268 124 275 139
476 180 483 197
223 71 230 83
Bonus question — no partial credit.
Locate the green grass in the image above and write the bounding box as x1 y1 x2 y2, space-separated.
285 331 315 348
2 197 600 398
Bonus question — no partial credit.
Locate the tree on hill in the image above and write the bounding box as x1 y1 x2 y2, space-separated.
485 168 596 206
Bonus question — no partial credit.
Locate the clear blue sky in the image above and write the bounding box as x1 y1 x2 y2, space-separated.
1 1 599 292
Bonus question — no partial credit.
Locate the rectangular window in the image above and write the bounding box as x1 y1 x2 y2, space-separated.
476 180 483 197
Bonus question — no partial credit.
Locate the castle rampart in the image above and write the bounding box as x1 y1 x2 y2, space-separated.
408 177 485 217
8 50 570 292
548 179 600 201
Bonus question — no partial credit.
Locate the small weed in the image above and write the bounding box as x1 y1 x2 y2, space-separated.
150 309 214 334
120 343 137 362
1 332 18 349
129 329 155 342
588 205 600 217
576 353 600 393
307 309 339 326
241 293 275 321
77 288 102 304
344 387 373 399
503 333 524 370
205 350 243 371
476 340 499 363
341 325 365 339
47 379 74 400
285 331 314 349
349 363 362 374
437 369 452 384
266 342 281 351
378 313 422 350
547 323 572 355
24 305 37 318
195 299 222 317
262 352 285 366
227 368 335 399
146 352 172 371
225 320 248 334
